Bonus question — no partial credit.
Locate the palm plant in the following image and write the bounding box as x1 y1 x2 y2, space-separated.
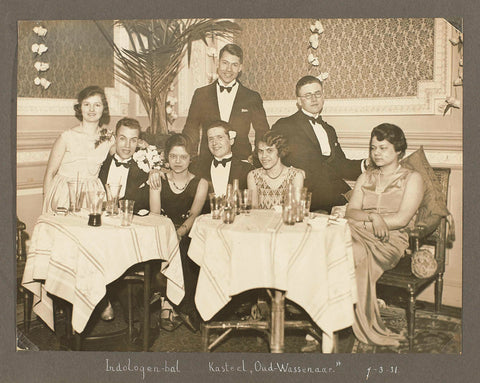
95 19 240 139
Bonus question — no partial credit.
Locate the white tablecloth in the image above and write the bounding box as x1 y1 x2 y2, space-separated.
22 211 184 333
188 210 358 338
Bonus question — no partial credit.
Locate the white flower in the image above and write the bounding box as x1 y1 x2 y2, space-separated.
171 111 178 119
167 95 177 105
308 53 319 66
32 43 48 55
206 47 217 57
33 26 48 37
40 78 51 89
169 84 175 91
310 20 324 34
228 130 237 140
317 72 329 82
34 77 41 85
34 61 49 71
309 34 319 49
166 105 173 114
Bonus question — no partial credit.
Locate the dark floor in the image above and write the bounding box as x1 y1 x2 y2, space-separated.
16 287 461 354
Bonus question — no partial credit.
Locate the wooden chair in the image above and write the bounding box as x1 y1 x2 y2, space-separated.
377 167 452 351
16 217 33 334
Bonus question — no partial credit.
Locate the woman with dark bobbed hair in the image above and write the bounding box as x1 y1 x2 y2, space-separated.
43 86 114 213
247 131 305 209
345 123 424 347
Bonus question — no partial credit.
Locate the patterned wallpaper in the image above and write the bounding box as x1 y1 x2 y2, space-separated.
235 18 434 100
17 20 114 99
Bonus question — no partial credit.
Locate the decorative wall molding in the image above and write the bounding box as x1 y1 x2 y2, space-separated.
17 130 61 150
17 24 130 117
17 151 50 164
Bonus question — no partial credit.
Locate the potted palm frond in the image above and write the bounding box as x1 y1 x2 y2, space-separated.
95 19 241 146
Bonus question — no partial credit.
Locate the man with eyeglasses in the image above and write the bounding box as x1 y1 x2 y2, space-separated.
183 43 269 165
272 75 368 213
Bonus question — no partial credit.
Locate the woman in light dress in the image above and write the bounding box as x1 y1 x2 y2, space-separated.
247 131 304 210
346 123 424 347
42 86 114 213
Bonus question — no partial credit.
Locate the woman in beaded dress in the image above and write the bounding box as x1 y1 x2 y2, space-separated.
247 131 305 209
346 124 424 347
150 134 208 332
42 86 114 213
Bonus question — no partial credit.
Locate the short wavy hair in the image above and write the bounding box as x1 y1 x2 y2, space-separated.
255 131 290 159
369 123 407 159
73 86 110 126
295 75 323 97
205 120 232 137
164 133 194 160
219 43 243 63
115 117 142 135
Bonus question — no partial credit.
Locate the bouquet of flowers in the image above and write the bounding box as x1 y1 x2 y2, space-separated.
133 143 168 173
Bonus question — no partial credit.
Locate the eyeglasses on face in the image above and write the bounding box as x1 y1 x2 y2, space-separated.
299 91 323 100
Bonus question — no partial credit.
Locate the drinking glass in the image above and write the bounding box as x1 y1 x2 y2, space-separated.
119 200 135 226
209 193 224 219
105 183 121 216
282 203 295 225
67 180 85 212
222 205 235 224
239 189 252 214
86 190 105 226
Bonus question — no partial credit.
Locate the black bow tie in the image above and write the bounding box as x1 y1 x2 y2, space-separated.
213 157 232 168
308 115 323 125
114 157 132 169
219 84 234 93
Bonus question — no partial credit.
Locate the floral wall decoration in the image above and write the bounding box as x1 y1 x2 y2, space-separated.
307 19 329 84
31 23 51 90
443 27 463 115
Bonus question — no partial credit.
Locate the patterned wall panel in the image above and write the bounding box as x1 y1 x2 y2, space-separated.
235 18 434 100
18 20 114 99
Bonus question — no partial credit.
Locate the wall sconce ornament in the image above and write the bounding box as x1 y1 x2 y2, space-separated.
443 30 463 115
31 23 51 90
307 19 324 67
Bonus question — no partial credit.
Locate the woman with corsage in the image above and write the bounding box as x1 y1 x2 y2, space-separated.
150 134 208 333
346 123 424 347
42 86 114 213
247 131 305 209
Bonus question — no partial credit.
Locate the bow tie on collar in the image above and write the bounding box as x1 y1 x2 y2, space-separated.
219 85 233 93
213 157 232 168
307 115 323 125
113 157 132 169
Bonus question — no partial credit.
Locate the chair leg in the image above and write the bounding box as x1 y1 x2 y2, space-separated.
127 283 134 343
201 324 210 352
435 273 444 313
23 290 33 334
143 262 151 352
407 288 416 352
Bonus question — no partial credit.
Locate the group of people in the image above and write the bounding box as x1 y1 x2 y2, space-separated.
41 43 424 350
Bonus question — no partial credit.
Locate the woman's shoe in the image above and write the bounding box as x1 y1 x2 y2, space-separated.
159 309 182 332
177 311 200 333
100 301 115 321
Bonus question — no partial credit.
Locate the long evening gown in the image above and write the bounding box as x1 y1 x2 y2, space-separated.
42 128 114 213
251 166 303 209
160 175 201 317
349 166 416 346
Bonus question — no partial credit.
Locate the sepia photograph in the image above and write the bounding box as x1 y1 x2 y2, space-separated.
5 0 475 381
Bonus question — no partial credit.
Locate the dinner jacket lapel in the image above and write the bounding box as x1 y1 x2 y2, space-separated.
209 81 221 120
98 154 113 186
295 111 323 154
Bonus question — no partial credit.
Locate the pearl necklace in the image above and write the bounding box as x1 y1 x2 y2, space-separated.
169 175 189 191
265 167 285 180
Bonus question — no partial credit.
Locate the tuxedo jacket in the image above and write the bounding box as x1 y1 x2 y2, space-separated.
183 81 269 161
272 110 362 212
98 154 150 214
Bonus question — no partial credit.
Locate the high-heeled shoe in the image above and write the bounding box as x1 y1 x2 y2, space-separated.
100 301 115 321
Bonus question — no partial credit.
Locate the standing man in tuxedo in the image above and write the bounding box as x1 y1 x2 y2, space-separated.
98 117 149 214
272 75 368 213
195 120 254 196
183 43 269 163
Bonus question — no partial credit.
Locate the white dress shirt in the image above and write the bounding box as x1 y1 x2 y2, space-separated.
106 154 130 198
216 80 239 122
302 109 331 156
210 155 232 196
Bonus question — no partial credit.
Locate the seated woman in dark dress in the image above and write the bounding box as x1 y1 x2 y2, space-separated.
150 134 208 332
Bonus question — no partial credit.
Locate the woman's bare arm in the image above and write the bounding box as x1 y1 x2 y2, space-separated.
43 135 67 196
